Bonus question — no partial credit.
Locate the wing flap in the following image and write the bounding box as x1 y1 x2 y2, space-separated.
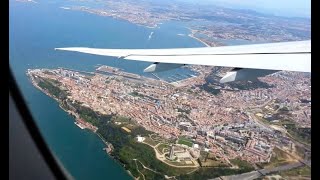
126 53 310 72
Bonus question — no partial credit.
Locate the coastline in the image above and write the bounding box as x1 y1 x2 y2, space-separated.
27 74 135 179
95 132 136 179
188 34 210 47
28 73 107 147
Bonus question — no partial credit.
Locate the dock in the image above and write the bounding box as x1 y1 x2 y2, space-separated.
96 65 141 80
58 67 95 76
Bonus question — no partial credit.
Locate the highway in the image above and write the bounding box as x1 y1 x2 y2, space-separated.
210 162 304 180
259 162 303 175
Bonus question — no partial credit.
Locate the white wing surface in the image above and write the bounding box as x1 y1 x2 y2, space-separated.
55 40 310 72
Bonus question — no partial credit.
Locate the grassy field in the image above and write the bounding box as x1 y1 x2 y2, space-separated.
230 158 254 170
285 124 311 146
294 144 309 160
156 143 169 154
97 118 198 179
177 166 255 180
113 115 131 123
150 134 171 144
134 160 164 180
143 137 158 147
279 165 311 178
258 147 294 168
200 159 228 168
177 137 193 147
118 139 197 179
198 151 228 167
164 160 196 167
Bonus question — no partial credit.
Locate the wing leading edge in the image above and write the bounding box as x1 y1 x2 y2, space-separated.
55 40 310 73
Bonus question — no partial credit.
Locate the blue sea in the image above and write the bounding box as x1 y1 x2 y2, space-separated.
9 0 206 179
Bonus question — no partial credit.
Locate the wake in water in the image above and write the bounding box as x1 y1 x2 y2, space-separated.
148 32 154 40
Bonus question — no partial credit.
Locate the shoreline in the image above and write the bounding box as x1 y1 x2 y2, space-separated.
96 132 136 179
27 75 135 179
188 34 210 47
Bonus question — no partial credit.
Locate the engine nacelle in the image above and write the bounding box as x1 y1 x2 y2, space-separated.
219 68 278 83
143 63 185 73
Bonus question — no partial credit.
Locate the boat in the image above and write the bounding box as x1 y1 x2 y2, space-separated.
74 121 86 129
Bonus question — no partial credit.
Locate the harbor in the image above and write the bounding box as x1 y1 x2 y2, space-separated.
96 65 142 80
96 65 200 87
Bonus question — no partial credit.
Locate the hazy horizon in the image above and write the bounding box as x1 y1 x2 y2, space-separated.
179 0 310 18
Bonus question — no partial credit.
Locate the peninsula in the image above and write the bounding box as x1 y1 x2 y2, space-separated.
27 66 310 179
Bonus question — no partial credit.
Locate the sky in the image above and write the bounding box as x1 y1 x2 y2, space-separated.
183 0 311 18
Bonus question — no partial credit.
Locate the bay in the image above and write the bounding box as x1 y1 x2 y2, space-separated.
9 0 204 179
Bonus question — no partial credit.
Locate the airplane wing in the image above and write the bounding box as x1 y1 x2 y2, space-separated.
55 40 310 83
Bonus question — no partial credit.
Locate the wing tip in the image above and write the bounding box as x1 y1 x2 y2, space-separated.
55 47 67 51
54 47 82 51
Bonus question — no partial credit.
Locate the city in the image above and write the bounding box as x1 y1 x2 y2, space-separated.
27 65 310 179
63 0 310 46
10 0 311 179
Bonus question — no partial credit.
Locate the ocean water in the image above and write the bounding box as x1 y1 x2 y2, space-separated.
9 0 204 179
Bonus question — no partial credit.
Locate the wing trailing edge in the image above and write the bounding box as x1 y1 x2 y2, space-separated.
55 40 310 72
55 40 310 82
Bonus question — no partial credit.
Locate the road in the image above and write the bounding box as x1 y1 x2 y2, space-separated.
247 109 311 169
259 162 303 175
210 162 304 180
219 171 261 180
133 159 146 180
